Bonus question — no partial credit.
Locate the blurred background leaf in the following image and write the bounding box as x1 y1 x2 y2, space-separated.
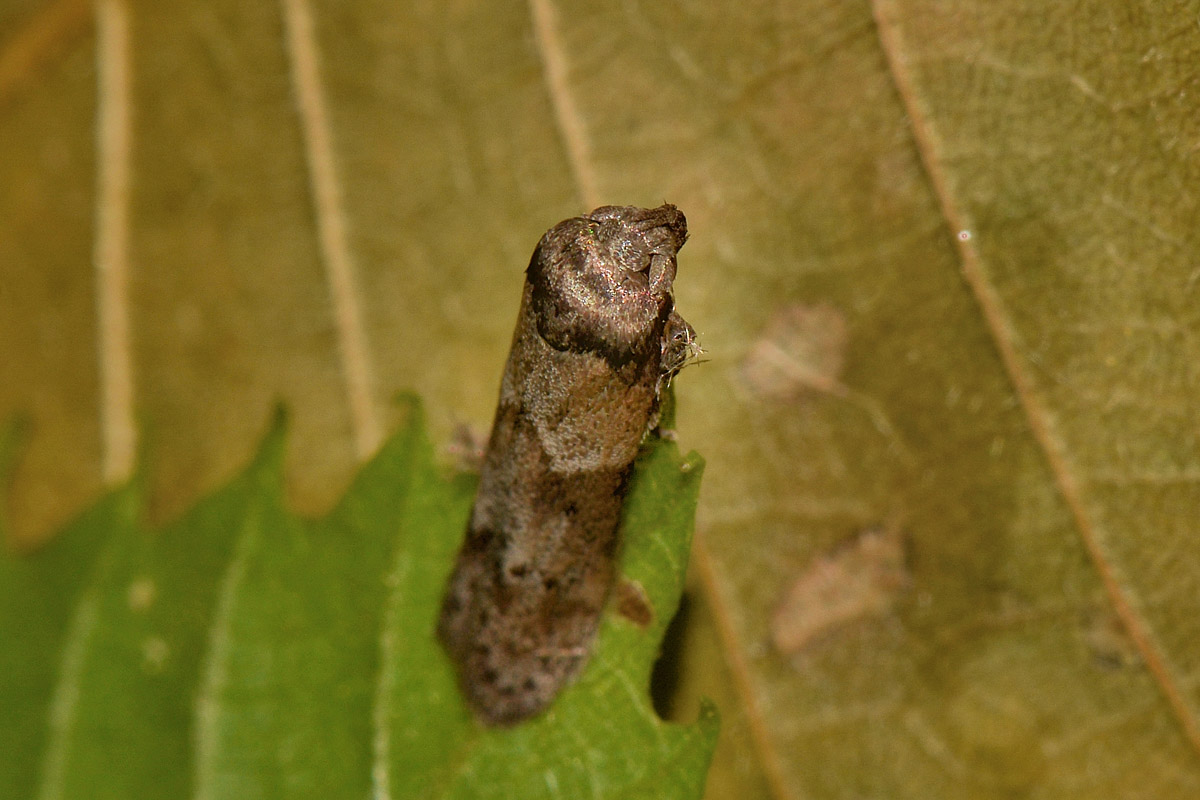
2 0 1198 797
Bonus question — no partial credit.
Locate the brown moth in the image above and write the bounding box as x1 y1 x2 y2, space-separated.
438 204 696 726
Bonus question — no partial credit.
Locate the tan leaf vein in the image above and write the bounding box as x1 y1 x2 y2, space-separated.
280 0 382 459
94 0 135 485
872 0 1200 755
527 0 600 208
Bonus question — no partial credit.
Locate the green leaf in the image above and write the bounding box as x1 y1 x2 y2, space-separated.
379 426 715 800
0 416 280 800
0 400 716 799
0 421 131 800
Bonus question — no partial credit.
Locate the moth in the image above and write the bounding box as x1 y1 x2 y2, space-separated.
438 204 697 725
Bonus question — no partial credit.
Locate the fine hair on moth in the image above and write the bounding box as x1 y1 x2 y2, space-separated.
437 203 699 726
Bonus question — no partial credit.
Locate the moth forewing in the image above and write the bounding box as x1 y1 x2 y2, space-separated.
437 204 695 726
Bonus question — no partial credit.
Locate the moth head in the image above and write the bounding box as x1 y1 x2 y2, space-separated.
584 204 688 290
528 205 689 365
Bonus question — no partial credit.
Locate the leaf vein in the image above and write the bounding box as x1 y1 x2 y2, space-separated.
280 0 382 459
527 0 600 207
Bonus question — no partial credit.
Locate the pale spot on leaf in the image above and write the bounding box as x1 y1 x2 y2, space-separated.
127 577 156 612
771 525 908 655
142 636 169 673
741 303 848 401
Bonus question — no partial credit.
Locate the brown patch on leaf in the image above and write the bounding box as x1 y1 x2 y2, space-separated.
615 579 654 628
771 525 909 655
741 303 847 401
